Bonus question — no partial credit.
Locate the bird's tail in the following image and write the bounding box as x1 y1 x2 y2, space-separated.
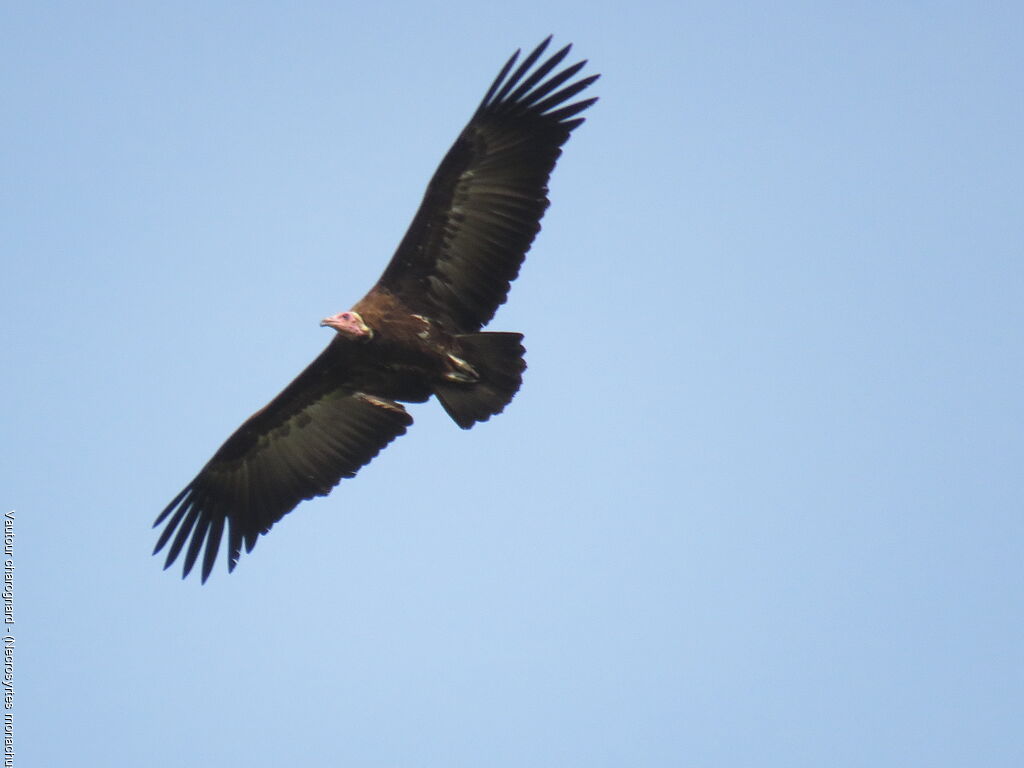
434 332 526 429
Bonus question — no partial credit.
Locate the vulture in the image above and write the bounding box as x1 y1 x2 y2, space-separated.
154 37 598 582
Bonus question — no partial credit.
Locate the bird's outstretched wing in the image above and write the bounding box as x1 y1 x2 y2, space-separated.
153 339 412 583
368 37 599 332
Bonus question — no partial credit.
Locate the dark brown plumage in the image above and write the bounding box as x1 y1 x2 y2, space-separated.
153 38 598 582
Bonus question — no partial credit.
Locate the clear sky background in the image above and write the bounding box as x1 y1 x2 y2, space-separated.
4 2 1022 766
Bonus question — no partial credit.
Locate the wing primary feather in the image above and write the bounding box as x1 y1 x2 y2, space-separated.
152 493 191 554
544 95 601 124
504 45 572 107
163 505 200 571
490 37 556 108
514 60 587 110
201 515 225 584
530 75 602 117
181 513 211 579
477 47 522 111
153 485 190 528
226 516 243 574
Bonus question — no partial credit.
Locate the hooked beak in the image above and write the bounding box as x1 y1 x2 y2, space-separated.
320 312 373 340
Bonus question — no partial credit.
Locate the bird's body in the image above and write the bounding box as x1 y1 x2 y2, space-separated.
350 287 528 424
154 38 598 582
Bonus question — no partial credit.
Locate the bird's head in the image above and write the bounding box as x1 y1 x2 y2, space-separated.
320 310 373 341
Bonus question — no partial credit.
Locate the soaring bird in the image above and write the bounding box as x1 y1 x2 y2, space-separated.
154 38 598 582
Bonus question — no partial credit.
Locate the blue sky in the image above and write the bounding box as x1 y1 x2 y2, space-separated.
4 2 1023 766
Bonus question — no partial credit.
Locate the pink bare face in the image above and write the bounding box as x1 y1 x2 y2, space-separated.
320 310 373 340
